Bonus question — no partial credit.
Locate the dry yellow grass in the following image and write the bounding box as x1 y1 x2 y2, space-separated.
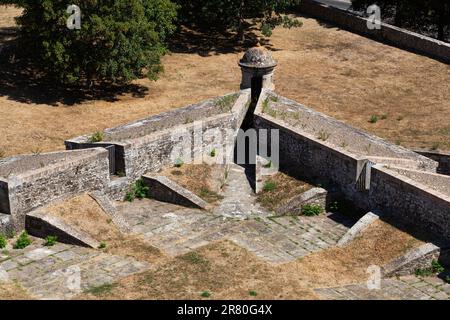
47 194 164 263
159 163 226 203
78 219 423 300
257 172 313 212
0 281 32 300
0 7 449 158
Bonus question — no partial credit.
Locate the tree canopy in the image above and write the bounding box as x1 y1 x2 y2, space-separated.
175 0 302 39
1 0 177 85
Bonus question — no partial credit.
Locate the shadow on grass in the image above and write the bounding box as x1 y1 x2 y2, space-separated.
168 24 277 56
0 31 148 106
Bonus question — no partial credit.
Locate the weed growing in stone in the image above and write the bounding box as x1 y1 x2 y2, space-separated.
13 231 32 249
98 242 107 249
125 179 149 202
174 157 184 168
89 131 104 143
44 235 57 247
317 130 330 141
0 234 6 249
249 290 258 297
199 187 223 203
301 204 324 216
263 160 273 169
415 260 444 277
210 149 216 157
216 94 238 112
270 96 279 103
201 291 211 298
431 260 445 273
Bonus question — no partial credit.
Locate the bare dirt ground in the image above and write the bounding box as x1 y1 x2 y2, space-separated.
1 6 449 158
78 219 423 300
159 163 226 204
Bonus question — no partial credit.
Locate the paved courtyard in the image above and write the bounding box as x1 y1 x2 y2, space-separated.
315 275 450 300
0 164 448 300
0 239 149 300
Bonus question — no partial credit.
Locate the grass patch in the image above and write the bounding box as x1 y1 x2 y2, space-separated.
13 232 32 249
0 235 6 249
43 235 57 247
415 260 445 277
124 179 149 202
200 291 211 298
180 252 211 272
216 94 238 112
89 131 104 143
369 115 379 124
262 181 277 192
199 187 223 203
249 290 258 297
301 204 324 217
85 283 117 296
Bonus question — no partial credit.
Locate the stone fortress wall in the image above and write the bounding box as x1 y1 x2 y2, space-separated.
0 91 251 233
254 89 450 242
299 0 450 63
0 42 449 245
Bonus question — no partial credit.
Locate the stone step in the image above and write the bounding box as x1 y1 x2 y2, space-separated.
142 174 209 210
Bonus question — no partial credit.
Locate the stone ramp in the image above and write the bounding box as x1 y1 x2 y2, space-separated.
117 199 354 264
26 193 127 249
0 238 149 300
213 164 267 219
142 174 209 210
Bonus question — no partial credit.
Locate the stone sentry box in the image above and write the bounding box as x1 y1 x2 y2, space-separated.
65 91 252 199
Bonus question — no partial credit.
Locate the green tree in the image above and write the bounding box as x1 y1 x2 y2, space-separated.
2 0 177 85
175 0 302 40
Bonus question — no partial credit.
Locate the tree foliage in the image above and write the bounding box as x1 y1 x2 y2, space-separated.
175 0 302 39
2 0 177 85
351 0 450 41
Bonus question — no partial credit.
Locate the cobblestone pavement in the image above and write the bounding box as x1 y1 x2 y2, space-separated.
0 239 149 300
118 198 353 264
315 275 450 300
213 164 267 219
